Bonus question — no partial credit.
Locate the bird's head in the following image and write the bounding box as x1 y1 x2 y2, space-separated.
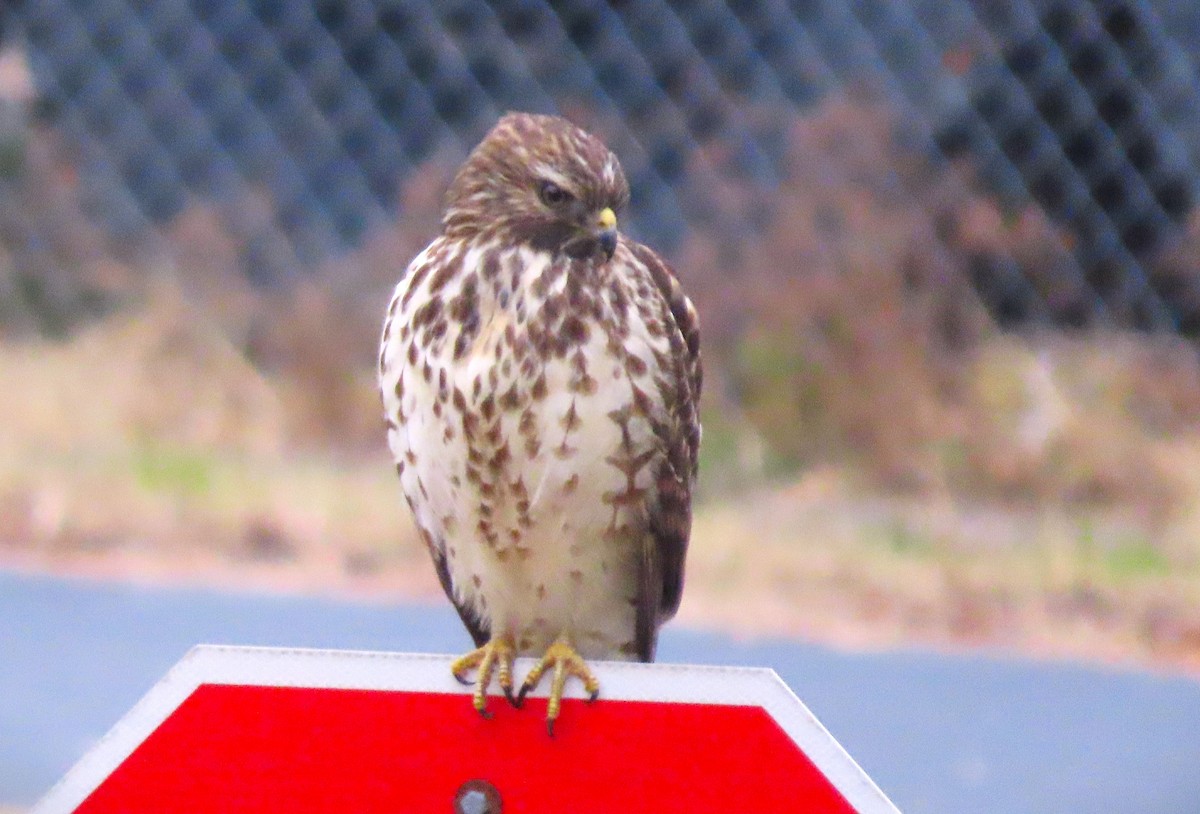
443 112 630 262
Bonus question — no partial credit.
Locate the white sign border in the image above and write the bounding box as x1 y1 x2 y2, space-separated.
35 645 899 814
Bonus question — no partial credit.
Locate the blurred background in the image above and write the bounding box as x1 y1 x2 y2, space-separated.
3 0 1200 806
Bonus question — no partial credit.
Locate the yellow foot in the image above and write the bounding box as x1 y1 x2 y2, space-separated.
450 635 517 718
517 635 600 735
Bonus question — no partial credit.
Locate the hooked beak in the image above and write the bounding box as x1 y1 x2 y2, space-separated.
595 207 618 260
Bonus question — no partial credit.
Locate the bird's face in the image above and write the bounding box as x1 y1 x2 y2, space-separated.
443 113 631 262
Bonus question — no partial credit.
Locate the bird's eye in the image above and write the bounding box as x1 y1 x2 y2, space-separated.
538 181 573 207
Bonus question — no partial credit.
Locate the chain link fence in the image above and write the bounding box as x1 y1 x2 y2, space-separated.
4 0 1200 492
1 0 1198 332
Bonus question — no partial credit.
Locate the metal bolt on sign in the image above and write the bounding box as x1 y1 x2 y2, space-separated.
454 779 502 814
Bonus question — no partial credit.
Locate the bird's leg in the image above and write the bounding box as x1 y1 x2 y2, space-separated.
451 634 517 718
517 633 600 735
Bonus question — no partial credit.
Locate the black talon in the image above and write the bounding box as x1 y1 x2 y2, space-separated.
504 685 523 709
453 672 474 687
546 717 556 738
587 688 600 704
516 683 533 705
477 705 494 720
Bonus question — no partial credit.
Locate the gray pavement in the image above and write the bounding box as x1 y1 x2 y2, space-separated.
3 570 1198 813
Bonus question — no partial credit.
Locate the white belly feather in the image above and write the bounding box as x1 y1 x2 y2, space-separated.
379 241 667 659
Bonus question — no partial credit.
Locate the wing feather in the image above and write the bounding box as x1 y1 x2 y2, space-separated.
626 242 701 661
430 540 490 649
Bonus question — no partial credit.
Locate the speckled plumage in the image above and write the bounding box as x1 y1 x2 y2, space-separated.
378 113 701 670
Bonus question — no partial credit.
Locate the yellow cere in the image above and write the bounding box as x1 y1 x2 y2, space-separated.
598 207 617 229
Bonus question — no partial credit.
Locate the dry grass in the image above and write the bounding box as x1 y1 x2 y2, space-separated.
683 470 1200 671
2 291 1200 673
0 290 431 598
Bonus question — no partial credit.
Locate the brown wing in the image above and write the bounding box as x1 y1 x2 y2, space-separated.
430 539 490 649
626 242 702 661
631 243 703 464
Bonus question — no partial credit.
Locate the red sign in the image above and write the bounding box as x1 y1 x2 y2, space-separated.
35 646 898 813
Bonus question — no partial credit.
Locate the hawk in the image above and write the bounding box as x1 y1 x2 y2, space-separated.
378 112 701 732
